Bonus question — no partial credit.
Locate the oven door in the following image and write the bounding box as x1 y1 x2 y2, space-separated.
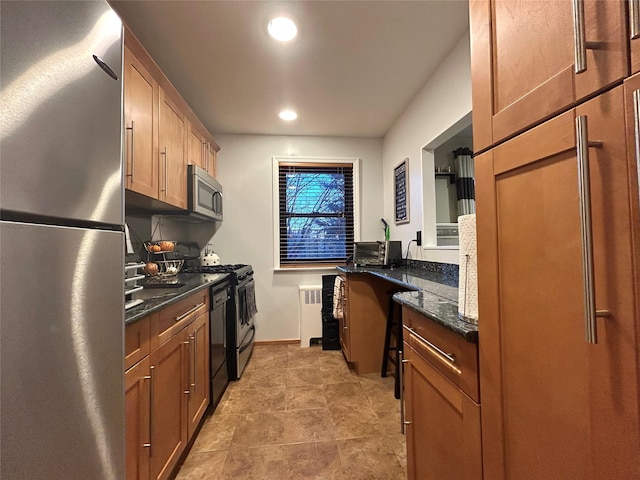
235 277 256 377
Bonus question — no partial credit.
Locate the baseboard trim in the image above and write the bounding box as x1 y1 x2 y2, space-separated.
254 339 300 346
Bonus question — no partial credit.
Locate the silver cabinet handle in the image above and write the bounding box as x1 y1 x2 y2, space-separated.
204 142 209 171
143 366 154 455
633 90 640 218
575 116 610 344
631 0 640 39
572 0 587 73
126 121 135 180
405 326 456 365
572 0 599 73
191 332 197 392
184 337 191 395
400 352 409 434
160 147 167 193
175 302 205 322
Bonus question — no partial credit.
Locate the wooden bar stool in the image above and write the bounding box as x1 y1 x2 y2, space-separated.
381 291 403 399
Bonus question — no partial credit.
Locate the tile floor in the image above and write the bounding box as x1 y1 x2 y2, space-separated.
176 344 407 480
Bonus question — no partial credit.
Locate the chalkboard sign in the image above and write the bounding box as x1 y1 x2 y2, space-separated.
394 158 409 224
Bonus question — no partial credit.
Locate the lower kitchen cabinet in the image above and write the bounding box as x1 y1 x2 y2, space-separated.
125 357 150 480
402 307 481 480
148 330 188 480
186 310 210 438
125 291 210 480
340 273 407 374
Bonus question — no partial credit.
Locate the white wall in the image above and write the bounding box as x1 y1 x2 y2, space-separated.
382 33 472 265
211 134 383 341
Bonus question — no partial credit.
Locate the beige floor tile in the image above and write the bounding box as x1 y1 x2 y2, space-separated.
235 367 288 390
191 414 238 453
235 386 286 413
336 436 406 480
282 408 337 443
386 432 408 469
220 445 284 480
231 412 285 448
175 450 227 480
328 404 383 439
287 366 325 387
286 385 328 410
322 383 369 408
282 441 343 480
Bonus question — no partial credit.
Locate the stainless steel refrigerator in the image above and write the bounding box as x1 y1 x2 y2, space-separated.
1 2 125 478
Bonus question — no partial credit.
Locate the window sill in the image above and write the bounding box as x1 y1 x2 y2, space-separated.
274 266 342 273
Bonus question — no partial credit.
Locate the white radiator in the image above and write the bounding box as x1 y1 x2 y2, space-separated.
298 285 322 347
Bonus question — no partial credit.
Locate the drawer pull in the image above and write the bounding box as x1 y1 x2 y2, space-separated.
175 302 205 322
406 326 456 365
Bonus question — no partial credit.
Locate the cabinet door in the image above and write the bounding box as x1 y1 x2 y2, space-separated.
624 72 640 359
404 342 481 480
206 141 218 178
476 85 640 479
124 46 158 198
470 0 628 151
187 122 206 170
159 88 187 209
187 310 210 438
148 331 188 480
338 276 351 360
125 358 150 480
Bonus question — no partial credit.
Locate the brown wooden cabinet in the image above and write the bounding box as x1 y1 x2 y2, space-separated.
187 121 207 173
186 310 210 438
124 46 158 198
205 140 219 178
124 27 220 209
403 307 481 480
475 85 640 479
148 329 188 480
125 356 150 480
125 291 210 480
470 0 628 152
339 273 409 374
158 88 187 209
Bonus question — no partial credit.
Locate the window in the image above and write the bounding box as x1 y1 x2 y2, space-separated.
273 157 359 269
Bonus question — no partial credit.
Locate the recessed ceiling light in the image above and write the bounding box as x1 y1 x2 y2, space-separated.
268 16 298 42
279 110 298 121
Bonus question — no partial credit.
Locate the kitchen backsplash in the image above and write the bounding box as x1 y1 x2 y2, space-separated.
403 259 459 288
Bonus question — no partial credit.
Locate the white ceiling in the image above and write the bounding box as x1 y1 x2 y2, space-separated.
109 0 469 138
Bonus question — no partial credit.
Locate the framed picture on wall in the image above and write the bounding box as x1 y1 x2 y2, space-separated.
394 158 409 224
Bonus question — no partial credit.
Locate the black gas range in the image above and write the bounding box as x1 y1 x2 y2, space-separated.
184 264 256 383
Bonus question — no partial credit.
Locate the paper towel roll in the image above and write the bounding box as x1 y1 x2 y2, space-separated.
458 214 478 324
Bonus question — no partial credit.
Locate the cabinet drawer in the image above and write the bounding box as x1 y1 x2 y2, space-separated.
403 307 479 402
151 290 209 350
125 315 151 371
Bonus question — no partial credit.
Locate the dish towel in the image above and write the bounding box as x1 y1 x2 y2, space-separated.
333 276 344 319
246 281 258 319
458 214 478 324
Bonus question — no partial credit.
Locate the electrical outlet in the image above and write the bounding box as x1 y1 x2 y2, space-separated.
416 230 422 246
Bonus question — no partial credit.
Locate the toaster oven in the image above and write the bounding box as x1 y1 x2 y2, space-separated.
353 241 402 267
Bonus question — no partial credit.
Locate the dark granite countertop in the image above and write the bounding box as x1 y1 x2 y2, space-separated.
336 265 478 343
125 273 230 325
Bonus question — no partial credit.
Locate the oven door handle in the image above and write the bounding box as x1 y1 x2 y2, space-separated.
238 325 256 354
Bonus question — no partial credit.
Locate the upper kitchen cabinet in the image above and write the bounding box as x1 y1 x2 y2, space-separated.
123 27 220 211
159 88 187 209
124 46 159 199
187 120 219 179
470 0 629 152
206 139 220 178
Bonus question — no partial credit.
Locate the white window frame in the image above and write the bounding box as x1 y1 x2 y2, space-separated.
272 155 361 271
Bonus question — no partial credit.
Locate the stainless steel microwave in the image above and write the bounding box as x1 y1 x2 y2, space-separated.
353 241 402 266
187 164 223 222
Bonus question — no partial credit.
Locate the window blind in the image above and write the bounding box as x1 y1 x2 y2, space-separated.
278 163 354 266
